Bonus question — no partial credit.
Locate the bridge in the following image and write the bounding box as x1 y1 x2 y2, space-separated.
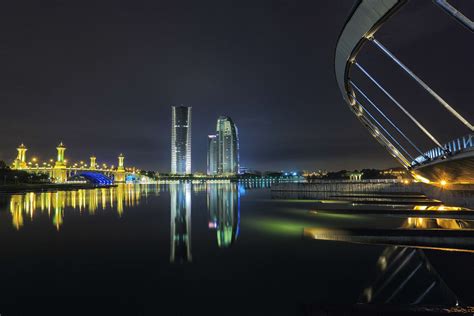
335 0 473 185
10 142 137 184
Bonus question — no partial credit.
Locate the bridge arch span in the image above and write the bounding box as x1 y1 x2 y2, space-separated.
69 172 113 185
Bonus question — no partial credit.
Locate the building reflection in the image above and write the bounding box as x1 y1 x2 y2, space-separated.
7 184 157 230
170 183 192 263
207 183 240 248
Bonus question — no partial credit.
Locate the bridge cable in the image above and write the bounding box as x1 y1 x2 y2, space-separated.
370 38 474 131
351 96 415 162
354 62 445 150
433 0 474 32
350 81 425 157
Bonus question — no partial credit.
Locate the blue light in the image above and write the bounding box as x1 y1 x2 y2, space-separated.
70 172 113 185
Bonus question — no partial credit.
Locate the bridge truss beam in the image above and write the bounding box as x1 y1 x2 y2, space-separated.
369 37 474 132
354 62 445 151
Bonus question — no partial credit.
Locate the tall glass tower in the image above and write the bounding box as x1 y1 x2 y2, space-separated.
216 116 239 175
171 106 192 175
207 134 218 175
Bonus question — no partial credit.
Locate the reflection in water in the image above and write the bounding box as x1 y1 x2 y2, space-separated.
406 205 474 230
7 182 244 263
170 183 192 263
207 183 240 248
361 204 474 306
169 183 242 263
7 184 149 230
360 246 459 306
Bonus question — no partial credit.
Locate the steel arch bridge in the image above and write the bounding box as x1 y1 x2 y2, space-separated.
335 0 473 185
69 172 114 185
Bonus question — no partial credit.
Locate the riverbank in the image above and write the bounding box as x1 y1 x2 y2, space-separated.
272 181 474 208
0 183 116 194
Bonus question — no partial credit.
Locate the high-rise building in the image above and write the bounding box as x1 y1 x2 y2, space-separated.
216 116 239 175
207 116 240 176
207 135 218 175
171 106 192 175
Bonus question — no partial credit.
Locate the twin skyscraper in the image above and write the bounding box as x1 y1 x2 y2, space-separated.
170 106 240 176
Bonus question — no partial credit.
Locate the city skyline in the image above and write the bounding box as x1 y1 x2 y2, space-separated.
0 1 471 172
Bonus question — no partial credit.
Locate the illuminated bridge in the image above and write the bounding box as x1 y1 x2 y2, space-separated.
335 0 473 185
11 142 138 184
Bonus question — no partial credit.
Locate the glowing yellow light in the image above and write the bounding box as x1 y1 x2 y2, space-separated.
32 157 37 162
440 180 447 187
412 173 430 184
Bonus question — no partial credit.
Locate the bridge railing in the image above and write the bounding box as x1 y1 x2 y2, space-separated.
335 0 473 171
412 134 474 166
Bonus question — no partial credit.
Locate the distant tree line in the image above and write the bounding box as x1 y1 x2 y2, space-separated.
0 160 50 185
306 169 398 180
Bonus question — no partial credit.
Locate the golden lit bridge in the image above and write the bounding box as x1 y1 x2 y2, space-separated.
11 142 138 184
335 0 473 185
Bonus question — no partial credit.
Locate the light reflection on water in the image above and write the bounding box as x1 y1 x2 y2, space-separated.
2 183 474 313
8 184 148 230
405 205 474 230
5 183 243 255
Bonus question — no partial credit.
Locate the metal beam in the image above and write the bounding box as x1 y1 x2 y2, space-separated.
371 38 474 131
386 262 423 303
433 0 474 32
352 96 415 162
355 62 445 150
350 81 425 157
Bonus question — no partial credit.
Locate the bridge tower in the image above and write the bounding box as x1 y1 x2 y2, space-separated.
115 153 126 182
14 144 28 169
90 156 97 170
53 142 67 183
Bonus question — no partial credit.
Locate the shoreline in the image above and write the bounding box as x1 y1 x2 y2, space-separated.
0 183 117 194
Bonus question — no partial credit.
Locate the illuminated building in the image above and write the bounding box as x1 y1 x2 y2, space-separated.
53 142 67 182
14 143 28 169
171 106 192 175
90 156 97 170
115 153 125 182
9 143 135 184
207 134 218 175
209 116 239 176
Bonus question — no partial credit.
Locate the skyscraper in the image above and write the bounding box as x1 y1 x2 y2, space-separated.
208 116 239 175
171 106 192 175
207 135 218 175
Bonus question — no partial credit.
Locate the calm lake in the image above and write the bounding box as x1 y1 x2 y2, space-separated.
0 182 473 315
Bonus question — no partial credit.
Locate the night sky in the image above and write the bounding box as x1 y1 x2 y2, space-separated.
0 1 472 172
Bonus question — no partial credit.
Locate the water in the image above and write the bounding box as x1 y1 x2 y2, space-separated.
0 183 473 315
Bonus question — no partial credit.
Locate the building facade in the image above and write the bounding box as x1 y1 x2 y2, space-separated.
207 116 239 176
207 135 218 175
171 106 192 175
